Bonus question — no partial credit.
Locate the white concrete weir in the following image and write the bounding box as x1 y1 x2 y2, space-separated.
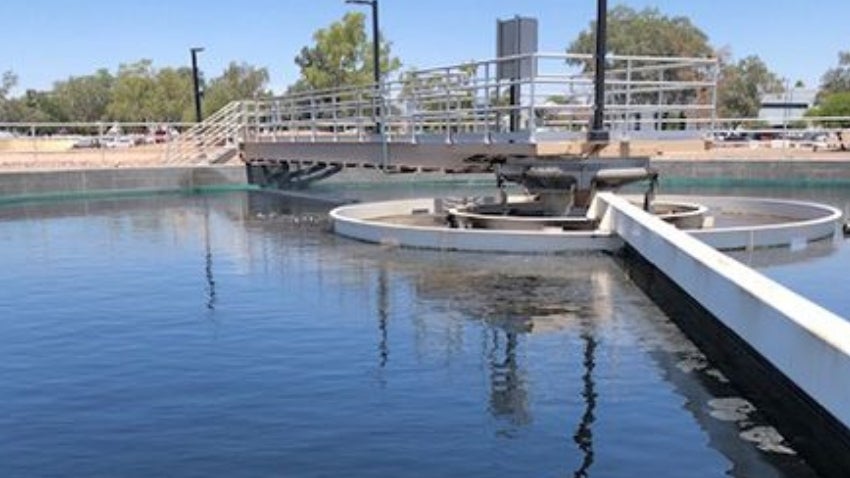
330 198 622 252
601 193 850 423
330 194 842 253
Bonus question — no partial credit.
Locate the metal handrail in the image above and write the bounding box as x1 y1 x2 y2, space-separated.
13 53 847 160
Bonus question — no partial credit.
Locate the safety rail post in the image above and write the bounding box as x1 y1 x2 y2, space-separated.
528 54 538 142
710 60 719 135
332 93 339 143
444 67 451 143
484 62 492 142
380 83 389 169
309 96 317 142
626 58 633 134
412 74 420 141
357 89 364 142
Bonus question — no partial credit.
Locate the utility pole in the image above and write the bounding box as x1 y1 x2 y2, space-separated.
588 0 609 145
346 0 381 133
190 47 205 123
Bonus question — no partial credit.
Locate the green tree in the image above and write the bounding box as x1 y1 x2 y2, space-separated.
292 12 401 91
807 91 850 126
2 88 63 123
567 6 714 65
107 60 158 121
717 55 784 118
399 63 478 113
202 62 270 116
820 51 850 96
51 69 114 122
0 71 18 120
566 5 715 108
150 67 194 122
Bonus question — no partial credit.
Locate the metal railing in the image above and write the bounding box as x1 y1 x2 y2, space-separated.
165 101 246 164
5 52 850 168
241 52 720 145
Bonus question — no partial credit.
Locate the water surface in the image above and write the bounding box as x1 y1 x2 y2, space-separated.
0 191 827 477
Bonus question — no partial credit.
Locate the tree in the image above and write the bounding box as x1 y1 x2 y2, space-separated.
567 6 785 120
202 62 270 116
399 63 478 112
107 60 158 122
0 71 18 120
51 69 114 122
150 67 194 122
291 12 401 91
566 6 716 109
567 6 714 65
807 92 850 127
717 55 784 118
820 51 850 96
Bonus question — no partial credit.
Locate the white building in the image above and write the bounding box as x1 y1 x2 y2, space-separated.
758 88 817 127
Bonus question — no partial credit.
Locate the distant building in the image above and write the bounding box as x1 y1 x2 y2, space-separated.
758 88 817 127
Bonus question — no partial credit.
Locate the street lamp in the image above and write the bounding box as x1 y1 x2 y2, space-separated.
190 47 205 123
345 0 381 133
345 0 380 88
588 0 609 144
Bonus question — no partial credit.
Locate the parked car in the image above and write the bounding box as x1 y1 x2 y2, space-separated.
101 135 134 149
72 136 101 149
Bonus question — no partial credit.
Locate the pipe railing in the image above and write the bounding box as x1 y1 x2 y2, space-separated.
237 52 720 144
6 53 850 164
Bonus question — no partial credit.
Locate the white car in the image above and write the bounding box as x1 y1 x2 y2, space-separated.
101 135 134 149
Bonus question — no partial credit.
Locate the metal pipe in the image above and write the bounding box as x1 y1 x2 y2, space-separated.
190 47 204 123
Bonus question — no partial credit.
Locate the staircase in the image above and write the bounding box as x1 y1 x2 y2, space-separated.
166 101 246 165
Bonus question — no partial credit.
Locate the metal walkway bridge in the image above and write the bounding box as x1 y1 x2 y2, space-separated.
168 52 718 185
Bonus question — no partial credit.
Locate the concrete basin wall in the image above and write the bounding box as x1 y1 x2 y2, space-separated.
684 196 842 250
331 199 623 252
0 166 248 200
332 195 842 252
655 159 850 185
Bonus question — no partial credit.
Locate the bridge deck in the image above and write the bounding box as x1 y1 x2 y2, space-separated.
242 140 543 173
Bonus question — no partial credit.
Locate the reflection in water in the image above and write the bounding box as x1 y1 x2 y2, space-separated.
203 199 217 311
487 329 530 430
377 265 390 368
0 191 831 478
411 265 614 437
572 333 597 478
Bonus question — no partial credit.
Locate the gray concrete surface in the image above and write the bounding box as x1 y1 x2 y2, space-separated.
0 165 248 199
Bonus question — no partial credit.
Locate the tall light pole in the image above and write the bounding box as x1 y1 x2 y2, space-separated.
589 0 609 144
346 0 381 132
190 47 205 123
346 0 380 88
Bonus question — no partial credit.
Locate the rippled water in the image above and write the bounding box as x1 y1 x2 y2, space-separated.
0 190 831 477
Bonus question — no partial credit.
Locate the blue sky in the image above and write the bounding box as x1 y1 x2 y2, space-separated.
2 0 847 95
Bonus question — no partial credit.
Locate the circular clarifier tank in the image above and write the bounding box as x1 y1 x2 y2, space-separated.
330 194 842 253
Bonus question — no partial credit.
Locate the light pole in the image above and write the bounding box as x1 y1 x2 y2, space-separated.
589 0 609 144
190 47 205 123
346 0 380 88
345 0 381 133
